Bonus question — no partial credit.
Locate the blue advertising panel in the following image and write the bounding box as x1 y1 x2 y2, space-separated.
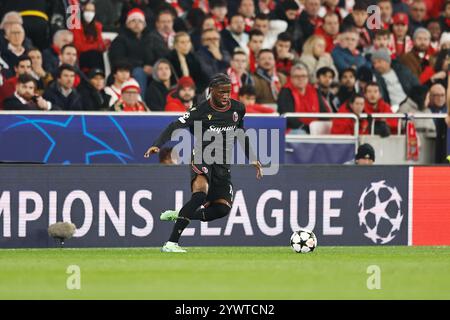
0 114 285 164
0 165 409 248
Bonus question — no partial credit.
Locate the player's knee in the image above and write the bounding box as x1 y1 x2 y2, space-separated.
203 203 231 222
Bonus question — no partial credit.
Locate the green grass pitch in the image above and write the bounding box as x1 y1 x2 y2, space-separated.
0 246 449 300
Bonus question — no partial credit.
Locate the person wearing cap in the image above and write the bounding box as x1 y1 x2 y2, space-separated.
113 78 149 112
355 143 375 165
165 76 196 112
145 59 177 111
77 68 110 111
371 48 419 111
398 27 435 80
390 12 413 57
109 8 154 99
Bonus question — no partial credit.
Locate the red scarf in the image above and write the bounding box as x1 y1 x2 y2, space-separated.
284 80 319 125
166 0 184 16
406 120 419 160
227 67 241 100
244 17 254 32
213 15 229 31
122 101 147 112
249 49 257 73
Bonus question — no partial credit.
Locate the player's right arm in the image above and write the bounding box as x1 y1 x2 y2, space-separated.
144 107 201 157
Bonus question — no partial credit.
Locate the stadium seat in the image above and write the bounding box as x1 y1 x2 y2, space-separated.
309 121 332 135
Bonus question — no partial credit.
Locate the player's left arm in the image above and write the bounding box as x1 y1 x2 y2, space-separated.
237 105 263 179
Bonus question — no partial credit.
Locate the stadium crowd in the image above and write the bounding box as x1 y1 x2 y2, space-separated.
0 0 450 161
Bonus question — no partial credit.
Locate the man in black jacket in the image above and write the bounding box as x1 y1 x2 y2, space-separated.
77 68 110 111
4 74 54 111
109 8 154 98
43 64 82 111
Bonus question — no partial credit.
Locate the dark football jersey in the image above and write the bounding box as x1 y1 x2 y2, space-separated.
152 99 254 165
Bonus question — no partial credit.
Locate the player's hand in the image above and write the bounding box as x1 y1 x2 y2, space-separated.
144 146 160 158
252 161 263 179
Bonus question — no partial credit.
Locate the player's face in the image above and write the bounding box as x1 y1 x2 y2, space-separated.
212 84 232 107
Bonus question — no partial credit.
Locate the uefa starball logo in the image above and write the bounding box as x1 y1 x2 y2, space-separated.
357 181 404 244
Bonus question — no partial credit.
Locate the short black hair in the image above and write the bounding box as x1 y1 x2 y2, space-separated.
17 73 37 87
210 0 227 9
209 73 231 88
15 56 32 68
277 31 293 43
257 48 273 58
239 84 256 97
349 93 365 104
316 66 336 79
255 13 269 21
57 64 76 78
112 61 132 74
365 81 380 92
61 44 77 54
248 29 264 40
282 0 300 11
339 68 357 80
159 147 174 163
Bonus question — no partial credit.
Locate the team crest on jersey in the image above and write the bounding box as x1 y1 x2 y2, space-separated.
202 166 209 174
233 111 238 122
208 114 212 120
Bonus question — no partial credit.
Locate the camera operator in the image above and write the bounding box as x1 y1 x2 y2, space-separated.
3 74 55 110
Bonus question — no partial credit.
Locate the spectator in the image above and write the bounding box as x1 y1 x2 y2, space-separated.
28 48 53 92
0 56 32 109
190 14 216 50
274 0 303 52
341 1 371 50
1 0 50 50
238 84 275 113
0 11 33 53
253 13 288 49
109 8 154 98
399 27 435 82
77 68 110 111
165 76 196 112
331 28 368 73
104 61 132 108
316 66 338 112
390 12 413 57
364 82 398 136
3 74 53 111
273 32 300 76
148 7 176 62
113 78 149 112
43 64 83 111
315 12 340 53
238 0 256 32
365 29 392 59
300 35 338 84
247 29 264 73
227 49 253 100
331 94 369 135
253 49 286 105
145 59 177 111
336 67 357 106
409 0 428 34
427 83 448 162
378 0 394 29
439 1 450 33
221 14 249 55
167 32 208 93
210 0 229 31
371 48 420 111
398 84 436 135
318 0 348 21
42 30 73 76
196 28 231 80
57 44 82 88
72 1 108 73
1 23 27 78
427 19 442 51
297 0 323 45
277 63 321 133
355 143 375 165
